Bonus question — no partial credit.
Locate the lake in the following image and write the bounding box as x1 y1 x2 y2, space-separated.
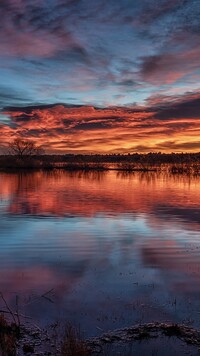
0 170 200 339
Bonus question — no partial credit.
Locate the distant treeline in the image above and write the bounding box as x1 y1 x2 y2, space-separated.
1 152 200 173
58 152 200 164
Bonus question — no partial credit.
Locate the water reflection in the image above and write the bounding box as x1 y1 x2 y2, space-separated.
1 170 200 222
142 237 200 293
0 170 200 335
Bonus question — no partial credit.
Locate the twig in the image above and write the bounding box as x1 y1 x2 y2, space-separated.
23 296 41 307
41 288 54 297
16 295 20 326
32 323 43 332
42 295 54 304
41 288 55 303
0 292 17 324
0 309 32 320
23 288 55 306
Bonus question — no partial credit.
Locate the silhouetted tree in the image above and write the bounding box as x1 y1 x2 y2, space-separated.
8 138 44 158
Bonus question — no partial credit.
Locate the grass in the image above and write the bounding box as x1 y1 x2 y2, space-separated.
60 324 90 356
0 314 19 356
0 315 200 355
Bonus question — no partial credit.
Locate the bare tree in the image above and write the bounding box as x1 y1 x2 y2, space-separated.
8 138 44 158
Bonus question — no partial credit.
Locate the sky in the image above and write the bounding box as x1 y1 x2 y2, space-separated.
0 0 200 153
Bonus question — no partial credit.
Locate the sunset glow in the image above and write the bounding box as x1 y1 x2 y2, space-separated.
1 3 200 351
0 0 199 153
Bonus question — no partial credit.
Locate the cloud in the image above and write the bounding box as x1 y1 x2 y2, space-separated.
0 0 199 139
0 87 32 110
0 0 95 78
0 90 200 153
156 140 200 151
135 0 200 39
149 92 200 120
139 46 200 85
0 0 199 109
0 104 153 152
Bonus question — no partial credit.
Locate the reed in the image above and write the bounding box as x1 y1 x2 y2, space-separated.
60 324 90 356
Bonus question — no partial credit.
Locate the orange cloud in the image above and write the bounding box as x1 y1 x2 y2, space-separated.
1 92 200 153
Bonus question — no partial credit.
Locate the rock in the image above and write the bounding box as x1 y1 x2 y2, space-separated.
102 337 111 343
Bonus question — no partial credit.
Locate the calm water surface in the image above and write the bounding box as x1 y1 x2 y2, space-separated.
0 170 200 337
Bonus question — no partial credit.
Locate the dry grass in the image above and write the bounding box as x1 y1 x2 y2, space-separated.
60 324 90 356
0 314 19 356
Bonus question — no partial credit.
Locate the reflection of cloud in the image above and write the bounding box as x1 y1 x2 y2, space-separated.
1 171 200 232
142 238 200 293
1 169 200 327
153 204 200 225
0 262 89 323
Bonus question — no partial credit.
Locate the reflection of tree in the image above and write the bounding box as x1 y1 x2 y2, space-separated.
4 172 43 215
116 170 161 184
1 170 200 224
15 172 43 192
116 171 135 179
70 170 106 182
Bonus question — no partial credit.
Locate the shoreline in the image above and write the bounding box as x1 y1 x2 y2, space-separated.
2 319 200 355
0 165 200 174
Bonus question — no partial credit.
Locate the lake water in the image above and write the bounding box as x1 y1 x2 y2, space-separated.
0 170 200 338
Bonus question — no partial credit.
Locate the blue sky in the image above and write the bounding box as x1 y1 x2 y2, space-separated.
0 0 200 152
